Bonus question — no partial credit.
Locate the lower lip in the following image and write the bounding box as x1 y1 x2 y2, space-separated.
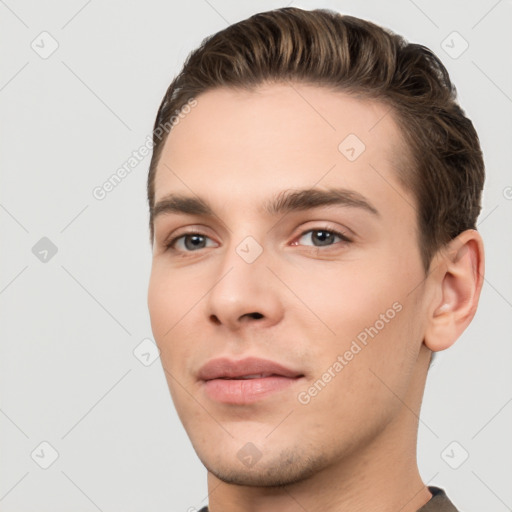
203 376 302 404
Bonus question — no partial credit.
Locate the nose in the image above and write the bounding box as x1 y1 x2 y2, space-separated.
204 238 284 331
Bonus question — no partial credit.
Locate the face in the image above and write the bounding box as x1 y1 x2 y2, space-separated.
147 83 431 486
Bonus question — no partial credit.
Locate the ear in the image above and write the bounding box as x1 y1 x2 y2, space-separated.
424 229 485 353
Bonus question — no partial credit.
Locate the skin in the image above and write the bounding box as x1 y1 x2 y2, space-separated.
147 83 484 512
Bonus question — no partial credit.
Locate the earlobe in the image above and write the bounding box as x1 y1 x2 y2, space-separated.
424 229 485 353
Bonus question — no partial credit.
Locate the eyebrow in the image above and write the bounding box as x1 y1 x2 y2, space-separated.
151 187 380 221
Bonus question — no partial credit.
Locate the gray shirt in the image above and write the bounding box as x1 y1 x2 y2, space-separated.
197 485 459 511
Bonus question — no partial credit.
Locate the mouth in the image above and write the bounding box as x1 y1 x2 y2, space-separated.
198 357 305 404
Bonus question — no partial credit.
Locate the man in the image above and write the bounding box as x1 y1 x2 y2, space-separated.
146 7 484 511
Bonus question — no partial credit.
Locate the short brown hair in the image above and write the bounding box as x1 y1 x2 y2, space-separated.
147 6 484 273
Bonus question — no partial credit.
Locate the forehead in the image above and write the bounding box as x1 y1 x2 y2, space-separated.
153 83 410 215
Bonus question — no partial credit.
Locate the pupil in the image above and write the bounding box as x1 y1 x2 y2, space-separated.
186 234 204 250
314 230 332 246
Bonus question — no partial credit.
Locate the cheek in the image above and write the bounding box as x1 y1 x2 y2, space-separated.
148 268 185 361
147 266 203 377
147 264 195 337
291 287 421 447
147 270 172 340
286 261 405 341
287 255 421 387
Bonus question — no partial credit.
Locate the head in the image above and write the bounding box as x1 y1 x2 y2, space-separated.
146 7 484 488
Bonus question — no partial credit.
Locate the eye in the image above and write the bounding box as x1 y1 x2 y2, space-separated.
293 228 351 248
163 226 352 254
165 232 217 252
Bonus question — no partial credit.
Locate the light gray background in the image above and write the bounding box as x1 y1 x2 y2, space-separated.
1 1 511 511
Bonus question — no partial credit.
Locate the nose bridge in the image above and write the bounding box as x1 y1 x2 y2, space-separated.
217 213 268 276
214 232 268 298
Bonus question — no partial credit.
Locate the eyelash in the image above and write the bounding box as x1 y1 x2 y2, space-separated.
164 227 352 253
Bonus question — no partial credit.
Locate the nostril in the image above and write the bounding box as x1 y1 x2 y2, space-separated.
248 312 263 319
209 314 221 325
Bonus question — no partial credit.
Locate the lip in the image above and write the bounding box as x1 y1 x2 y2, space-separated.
198 357 304 404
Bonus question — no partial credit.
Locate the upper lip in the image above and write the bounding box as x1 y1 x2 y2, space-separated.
198 357 303 381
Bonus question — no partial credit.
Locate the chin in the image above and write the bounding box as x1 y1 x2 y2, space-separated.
200 447 330 487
